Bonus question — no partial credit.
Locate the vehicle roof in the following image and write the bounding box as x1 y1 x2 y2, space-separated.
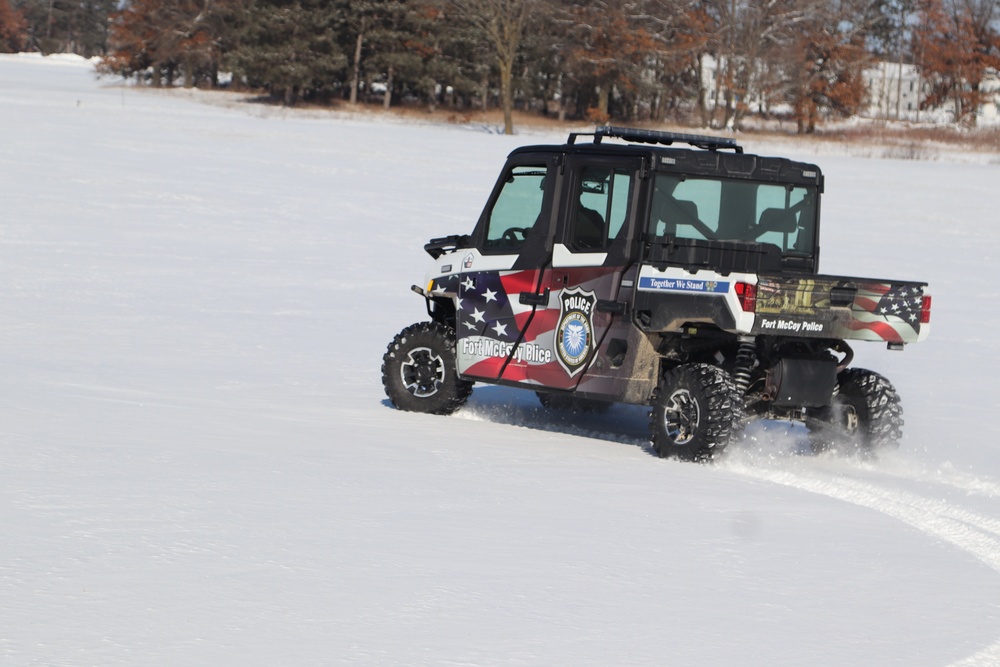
508 126 824 189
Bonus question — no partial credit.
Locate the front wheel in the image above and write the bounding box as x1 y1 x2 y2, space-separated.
808 368 903 454
381 322 473 415
649 364 736 462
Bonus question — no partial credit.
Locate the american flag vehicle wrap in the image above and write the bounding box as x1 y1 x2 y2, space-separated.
430 265 626 390
842 282 928 342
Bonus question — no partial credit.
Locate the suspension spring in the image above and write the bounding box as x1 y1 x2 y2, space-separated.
732 338 756 395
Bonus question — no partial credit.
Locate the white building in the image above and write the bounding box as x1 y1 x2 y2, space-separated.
692 55 1000 127
862 61 1000 126
863 61 925 120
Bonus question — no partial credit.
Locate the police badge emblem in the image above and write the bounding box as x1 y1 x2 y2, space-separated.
556 286 597 377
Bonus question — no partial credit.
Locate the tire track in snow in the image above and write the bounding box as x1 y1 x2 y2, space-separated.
726 461 1000 667
883 462 1000 500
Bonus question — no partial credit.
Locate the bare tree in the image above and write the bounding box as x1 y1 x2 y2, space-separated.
450 0 536 133
0 0 26 52
101 0 240 88
707 0 823 129
639 0 715 124
914 0 1000 125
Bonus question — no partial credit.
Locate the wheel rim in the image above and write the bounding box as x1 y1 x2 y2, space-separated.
663 389 700 445
400 346 446 398
840 403 860 436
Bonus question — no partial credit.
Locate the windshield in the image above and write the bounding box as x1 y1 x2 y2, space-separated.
649 174 817 257
484 164 548 251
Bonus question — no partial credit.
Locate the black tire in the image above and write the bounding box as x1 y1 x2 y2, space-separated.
729 385 748 442
808 368 903 454
649 364 736 462
536 391 611 413
381 322 473 415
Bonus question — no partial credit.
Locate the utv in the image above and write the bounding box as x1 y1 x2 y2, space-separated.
382 126 931 461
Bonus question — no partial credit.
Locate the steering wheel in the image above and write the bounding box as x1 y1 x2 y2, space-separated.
501 227 530 243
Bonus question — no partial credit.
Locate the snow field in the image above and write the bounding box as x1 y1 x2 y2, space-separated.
2 55 1000 666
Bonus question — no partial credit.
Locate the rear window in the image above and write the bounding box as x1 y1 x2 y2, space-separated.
650 174 817 256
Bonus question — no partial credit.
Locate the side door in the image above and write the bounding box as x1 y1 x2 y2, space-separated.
518 155 646 391
454 155 561 382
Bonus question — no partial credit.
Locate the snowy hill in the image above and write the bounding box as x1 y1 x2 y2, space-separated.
2 54 1000 667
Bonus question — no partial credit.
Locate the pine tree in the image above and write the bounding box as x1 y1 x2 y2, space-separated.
13 0 117 56
345 1 388 104
351 1 446 110
226 0 348 105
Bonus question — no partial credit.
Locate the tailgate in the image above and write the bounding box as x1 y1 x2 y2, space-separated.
752 275 930 344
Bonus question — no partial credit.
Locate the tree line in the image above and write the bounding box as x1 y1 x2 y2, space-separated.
2 0 998 132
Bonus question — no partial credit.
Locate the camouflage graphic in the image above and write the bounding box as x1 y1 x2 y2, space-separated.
753 276 927 343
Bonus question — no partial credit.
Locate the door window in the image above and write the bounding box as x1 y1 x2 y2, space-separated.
569 166 632 251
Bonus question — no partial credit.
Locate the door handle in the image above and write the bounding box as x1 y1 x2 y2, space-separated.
519 289 550 306
596 300 628 315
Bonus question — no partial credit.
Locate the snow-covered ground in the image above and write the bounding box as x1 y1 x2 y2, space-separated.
3 54 1000 666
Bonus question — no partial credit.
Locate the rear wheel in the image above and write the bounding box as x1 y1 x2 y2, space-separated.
650 364 736 462
809 368 902 454
382 322 473 415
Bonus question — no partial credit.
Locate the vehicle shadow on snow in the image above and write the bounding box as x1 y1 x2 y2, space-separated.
381 386 653 452
458 385 654 449
383 386 829 462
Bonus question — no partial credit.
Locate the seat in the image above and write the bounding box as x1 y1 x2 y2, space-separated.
756 208 797 237
652 196 702 238
575 205 606 249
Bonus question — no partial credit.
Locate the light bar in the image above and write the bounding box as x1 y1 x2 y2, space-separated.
566 126 743 153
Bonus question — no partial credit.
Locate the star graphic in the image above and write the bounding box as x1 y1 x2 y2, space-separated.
471 308 485 323
872 284 923 331
491 321 508 337
463 320 477 331
484 288 498 303
462 277 476 291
